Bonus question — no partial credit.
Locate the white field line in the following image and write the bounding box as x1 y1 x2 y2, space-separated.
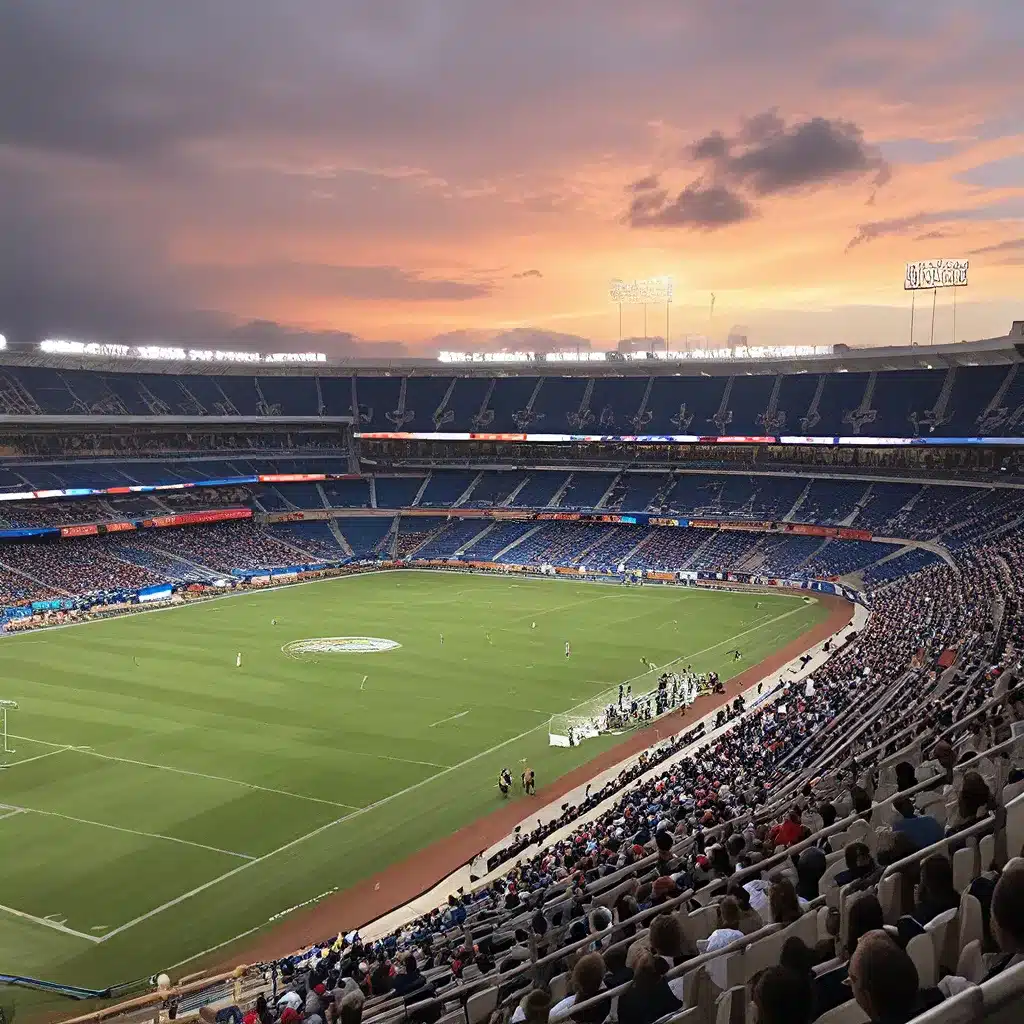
69 749 362 810
0 902 102 943
11 731 446 780
4 803 255 861
92 600 814 943
93 714 560 942
0 807 27 821
429 710 471 728
0 746 73 768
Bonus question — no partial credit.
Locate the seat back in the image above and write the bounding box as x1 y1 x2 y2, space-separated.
955 939 985 984
953 844 978 893
924 906 959 974
814 1000 870 1024
906 985 983 1024
958 893 983 956
907 932 937 989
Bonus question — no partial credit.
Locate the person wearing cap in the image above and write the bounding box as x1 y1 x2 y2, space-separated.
305 983 327 1017
277 991 303 1013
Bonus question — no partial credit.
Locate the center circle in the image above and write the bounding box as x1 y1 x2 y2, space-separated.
282 636 402 655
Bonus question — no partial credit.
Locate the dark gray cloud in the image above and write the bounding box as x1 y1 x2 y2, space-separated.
626 182 755 229
512 269 543 279
691 111 890 195
630 111 887 233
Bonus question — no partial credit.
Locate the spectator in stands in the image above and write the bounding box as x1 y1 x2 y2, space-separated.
617 952 680 1024
835 842 875 888
520 989 552 1024
848 930 940 1023
891 796 943 850
702 896 745 990
753 965 813 1024
795 847 827 901
337 991 363 1024
771 807 806 848
648 914 691 995
368 954 393 995
549 952 605 1022
894 761 918 792
726 882 763 934
814 894 885 1016
986 860 1024 978
767 878 804 925
914 855 960 926
390 953 429 999
946 771 995 838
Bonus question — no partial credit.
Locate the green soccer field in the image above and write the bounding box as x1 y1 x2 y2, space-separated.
0 569 828 990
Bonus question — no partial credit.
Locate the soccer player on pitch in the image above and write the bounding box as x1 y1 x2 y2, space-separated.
565 641 571 659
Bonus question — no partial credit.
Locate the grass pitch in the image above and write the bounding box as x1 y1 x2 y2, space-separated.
0 570 828 988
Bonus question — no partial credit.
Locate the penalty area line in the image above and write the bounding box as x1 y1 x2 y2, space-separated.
4 803 256 861
0 902 102 944
9 735 361 812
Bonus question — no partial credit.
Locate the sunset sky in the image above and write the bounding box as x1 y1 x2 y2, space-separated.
1 0 1022 354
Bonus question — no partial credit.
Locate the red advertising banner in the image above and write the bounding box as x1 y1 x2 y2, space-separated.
104 521 137 533
837 527 873 541
60 524 99 537
144 508 252 529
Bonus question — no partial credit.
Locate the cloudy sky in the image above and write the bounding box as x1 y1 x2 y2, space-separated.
1 0 1022 354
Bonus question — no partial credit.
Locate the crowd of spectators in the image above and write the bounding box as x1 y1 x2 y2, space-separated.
202 528 1024 1024
0 536 167 594
145 520 319 573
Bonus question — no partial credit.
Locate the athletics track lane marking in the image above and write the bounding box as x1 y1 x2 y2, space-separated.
90 601 815 944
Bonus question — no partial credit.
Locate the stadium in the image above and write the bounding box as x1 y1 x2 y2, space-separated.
0 322 1023 1024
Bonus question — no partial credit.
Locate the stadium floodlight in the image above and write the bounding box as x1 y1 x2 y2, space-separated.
265 352 327 363
609 276 673 305
41 339 132 357
0 334 6 350
544 351 609 362
621 344 833 362
38 340 328 364
0 699 17 757
609 277 674 344
904 259 968 291
437 351 535 364
905 259 969 346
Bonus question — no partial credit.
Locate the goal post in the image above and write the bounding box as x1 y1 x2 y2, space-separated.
0 699 18 759
546 653 706 747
